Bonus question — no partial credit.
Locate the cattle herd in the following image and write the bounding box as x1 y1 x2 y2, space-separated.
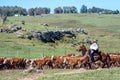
0 45 120 70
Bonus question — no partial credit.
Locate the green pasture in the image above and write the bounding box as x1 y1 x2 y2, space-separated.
0 14 120 80
39 68 120 80
0 14 120 58
0 68 120 80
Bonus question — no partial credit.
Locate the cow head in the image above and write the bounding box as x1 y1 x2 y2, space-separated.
63 57 68 64
25 59 32 67
3 58 10 64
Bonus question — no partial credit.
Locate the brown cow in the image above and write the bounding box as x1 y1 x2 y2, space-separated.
31 58 44 69
109 54 120 67
43 56 53 69
3 58 14 69
3 58 26 69
63 56 82 69
25 59 32 68
51 56 65 69
0 57 6 69
31 57 52 69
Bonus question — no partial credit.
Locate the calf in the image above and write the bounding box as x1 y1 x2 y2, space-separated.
63 56 82 69
31 57 52 69
51 56 65 69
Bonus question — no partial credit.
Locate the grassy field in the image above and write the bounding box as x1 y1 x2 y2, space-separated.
0 14 120 58
0 68 120 80
0 14 120 80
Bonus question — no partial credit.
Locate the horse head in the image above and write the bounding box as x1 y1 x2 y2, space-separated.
76 44 87 55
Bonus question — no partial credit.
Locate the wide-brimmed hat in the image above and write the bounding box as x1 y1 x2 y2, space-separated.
93 39 98 43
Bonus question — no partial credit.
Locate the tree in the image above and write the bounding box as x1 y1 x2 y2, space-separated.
54 7 63 14
43 7 50 14
19 8 27 16
70 6 78 13
91 7 99 13
1 15 7 24
80 5 87 13
112 10 119 14
0 7 8 24
28 8 35 16
35 7 42 15
87 8 92 13
63 6 71 13
28 7 50 16
63 6 78 14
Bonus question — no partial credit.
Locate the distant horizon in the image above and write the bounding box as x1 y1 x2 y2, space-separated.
0 0 120 13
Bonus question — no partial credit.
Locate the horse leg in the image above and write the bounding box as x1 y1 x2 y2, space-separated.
87 63 92 69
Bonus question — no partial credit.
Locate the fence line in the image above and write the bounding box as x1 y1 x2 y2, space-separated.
0 47 80 58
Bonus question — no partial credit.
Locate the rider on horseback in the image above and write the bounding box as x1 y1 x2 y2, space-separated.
89 39 99 62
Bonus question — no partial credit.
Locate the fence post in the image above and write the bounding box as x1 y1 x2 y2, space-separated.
16 50 19 57
65 48 66 54
42 50 44 57
6 48 9 57
53 49 55 56
28 48 30 59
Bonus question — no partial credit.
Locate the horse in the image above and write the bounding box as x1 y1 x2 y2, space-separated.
77 44 111 68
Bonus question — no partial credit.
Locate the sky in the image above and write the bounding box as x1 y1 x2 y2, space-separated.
0 0 120 13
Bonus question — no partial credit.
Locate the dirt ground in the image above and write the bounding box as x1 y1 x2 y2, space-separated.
1 67 102 80
16 68 93 80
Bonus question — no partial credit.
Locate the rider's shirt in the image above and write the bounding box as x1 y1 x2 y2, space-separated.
90 43 99 50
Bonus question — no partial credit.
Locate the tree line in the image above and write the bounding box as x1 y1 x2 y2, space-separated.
54 5 119 14
0 5 119 24
0 5 119 16
80 5 119 14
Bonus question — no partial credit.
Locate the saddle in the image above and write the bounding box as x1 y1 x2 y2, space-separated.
94 52 102 60
89 50 102 62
